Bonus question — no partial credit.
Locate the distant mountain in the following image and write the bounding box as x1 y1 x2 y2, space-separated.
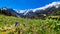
0 7 17 17
18 2 60 18
0 2 60 18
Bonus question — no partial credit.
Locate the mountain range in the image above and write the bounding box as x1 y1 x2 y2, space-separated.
0 2 60 18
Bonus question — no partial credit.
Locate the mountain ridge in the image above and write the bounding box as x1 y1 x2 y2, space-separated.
0 2 60 18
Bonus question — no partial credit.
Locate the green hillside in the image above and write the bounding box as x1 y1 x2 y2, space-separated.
0 15 60 34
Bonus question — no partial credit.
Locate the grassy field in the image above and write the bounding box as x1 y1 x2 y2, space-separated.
0 15 60 34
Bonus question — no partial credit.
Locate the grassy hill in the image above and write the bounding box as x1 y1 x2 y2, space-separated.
0 15 60 34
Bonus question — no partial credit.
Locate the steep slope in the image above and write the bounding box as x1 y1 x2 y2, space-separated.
14 2 60 18
0 2 60 18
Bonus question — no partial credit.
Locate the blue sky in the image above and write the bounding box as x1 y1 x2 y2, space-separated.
0 0 60 10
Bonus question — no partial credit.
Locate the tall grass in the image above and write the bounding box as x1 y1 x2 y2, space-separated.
0 15 60 34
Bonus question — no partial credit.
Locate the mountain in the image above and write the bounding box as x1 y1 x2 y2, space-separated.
0 2 60 18
18 2 60 18
0 7 17 17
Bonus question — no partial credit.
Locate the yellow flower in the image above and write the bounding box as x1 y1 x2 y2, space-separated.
2 32 5 34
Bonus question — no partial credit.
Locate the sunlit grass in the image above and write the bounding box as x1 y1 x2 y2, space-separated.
0 15 60 34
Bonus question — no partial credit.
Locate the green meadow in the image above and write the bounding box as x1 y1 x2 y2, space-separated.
0 15 60 34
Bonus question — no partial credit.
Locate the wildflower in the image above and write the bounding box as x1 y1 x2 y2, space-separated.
15 22 19 26
2 32 4 34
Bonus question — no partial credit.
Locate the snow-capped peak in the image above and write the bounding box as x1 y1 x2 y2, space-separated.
13 2 60 17
33 2 60 12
